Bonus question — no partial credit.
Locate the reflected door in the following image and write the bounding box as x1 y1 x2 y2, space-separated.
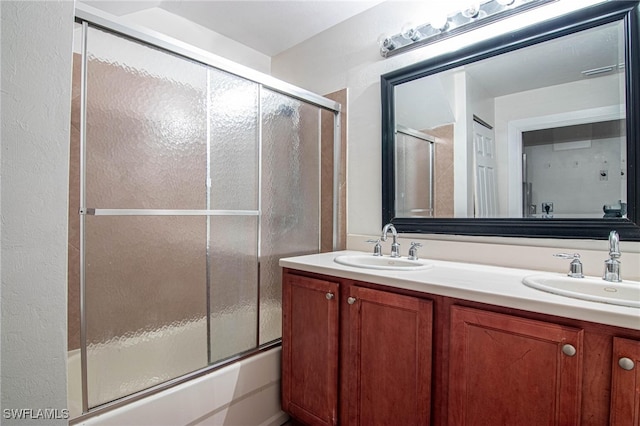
473 120 498 217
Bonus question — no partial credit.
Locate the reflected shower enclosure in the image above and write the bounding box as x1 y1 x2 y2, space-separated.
395 127 435 217
68 23 338 417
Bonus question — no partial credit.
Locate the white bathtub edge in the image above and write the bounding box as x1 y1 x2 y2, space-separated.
76 347 286 426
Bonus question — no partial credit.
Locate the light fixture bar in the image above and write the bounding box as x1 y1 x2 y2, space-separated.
380 0 556 58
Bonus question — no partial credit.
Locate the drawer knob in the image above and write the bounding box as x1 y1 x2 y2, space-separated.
347 297 357 305
326 292 334 300
619 357 635 371
562 344 577 357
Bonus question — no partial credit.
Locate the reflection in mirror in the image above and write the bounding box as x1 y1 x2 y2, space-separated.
522 119 626 218
394 20 626 219
395 126 436 218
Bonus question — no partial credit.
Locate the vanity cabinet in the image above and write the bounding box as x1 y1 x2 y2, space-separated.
281 269 433 426
345 285 432 425
281 267 640 425
448 306 583 425
610 337 640 425
282 273 340 426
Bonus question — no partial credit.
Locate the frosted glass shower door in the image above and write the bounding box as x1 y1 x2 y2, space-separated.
75 17 337 414
83 27 209 408
260 89 321 344
207 68 260 363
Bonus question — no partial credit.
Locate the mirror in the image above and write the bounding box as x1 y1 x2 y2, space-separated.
381 1 640 240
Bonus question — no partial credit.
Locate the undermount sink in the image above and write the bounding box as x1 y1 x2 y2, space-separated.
334 254 432 271
522 274 640 308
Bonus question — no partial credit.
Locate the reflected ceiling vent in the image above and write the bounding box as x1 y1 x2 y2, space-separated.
581 63 625 77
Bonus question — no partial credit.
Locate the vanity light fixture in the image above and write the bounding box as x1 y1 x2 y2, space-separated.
379 0 556 58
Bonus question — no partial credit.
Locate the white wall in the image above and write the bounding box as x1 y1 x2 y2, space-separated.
271 0 640 261
395 75 455 131
1 1 74 424
271 0 639 275
117 7 271 74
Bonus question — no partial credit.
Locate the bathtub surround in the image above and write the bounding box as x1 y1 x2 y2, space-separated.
321 88 348 253
424 125 454 218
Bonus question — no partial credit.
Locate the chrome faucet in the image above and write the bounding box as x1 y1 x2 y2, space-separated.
553 253 584 278
603 230 622 282
381 223 400 258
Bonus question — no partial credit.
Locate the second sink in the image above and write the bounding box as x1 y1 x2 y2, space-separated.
523 274 640 308
334 254 432 271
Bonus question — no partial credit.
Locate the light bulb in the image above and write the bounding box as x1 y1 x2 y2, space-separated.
401 22 422 41
430 14 449 31
461 2 481 18
377 33 396 54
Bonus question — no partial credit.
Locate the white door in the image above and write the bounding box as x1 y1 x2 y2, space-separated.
473 120 498 217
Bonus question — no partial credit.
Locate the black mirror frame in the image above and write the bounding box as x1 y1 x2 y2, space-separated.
381 1 640 241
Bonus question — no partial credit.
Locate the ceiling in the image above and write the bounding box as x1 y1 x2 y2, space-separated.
79 0 623 105
80 0 385 56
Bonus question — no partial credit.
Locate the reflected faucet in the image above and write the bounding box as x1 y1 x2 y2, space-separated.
603 230 622 283
381 223 400 258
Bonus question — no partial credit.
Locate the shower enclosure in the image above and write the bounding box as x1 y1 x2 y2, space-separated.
69 11 340 419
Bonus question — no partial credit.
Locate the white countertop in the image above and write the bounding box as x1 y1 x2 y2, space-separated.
280 250 640 330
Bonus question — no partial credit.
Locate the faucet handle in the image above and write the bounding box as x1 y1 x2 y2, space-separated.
553 253 584 278
366 239 383 256
408 242 422 260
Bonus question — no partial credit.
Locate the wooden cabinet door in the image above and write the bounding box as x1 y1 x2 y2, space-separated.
347 286 433 426
282 273 339 426
448 306 583 426
610 337 640 425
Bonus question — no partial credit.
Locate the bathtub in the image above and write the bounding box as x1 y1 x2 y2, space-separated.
68 316 287 425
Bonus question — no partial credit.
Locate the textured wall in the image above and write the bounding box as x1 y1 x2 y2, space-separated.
1 1 74 423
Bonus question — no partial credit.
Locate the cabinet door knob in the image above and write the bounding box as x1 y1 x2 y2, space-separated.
562 344 577 357
619 357 635 371
347 297 357 305
326 292 334 300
